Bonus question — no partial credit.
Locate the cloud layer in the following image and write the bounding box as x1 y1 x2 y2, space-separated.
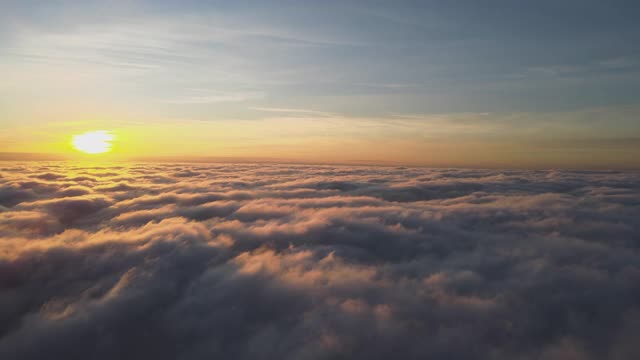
1 162 639 359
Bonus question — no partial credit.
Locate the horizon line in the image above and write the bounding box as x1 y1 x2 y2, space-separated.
0 152 638 171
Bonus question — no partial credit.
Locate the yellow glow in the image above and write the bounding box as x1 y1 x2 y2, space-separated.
72 130 114 154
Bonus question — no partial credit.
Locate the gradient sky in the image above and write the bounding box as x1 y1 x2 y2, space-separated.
2 0 640 168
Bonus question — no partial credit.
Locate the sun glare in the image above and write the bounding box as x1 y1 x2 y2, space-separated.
72 130 114 154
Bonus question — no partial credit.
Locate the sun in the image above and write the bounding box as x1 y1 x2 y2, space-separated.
72 130 114 154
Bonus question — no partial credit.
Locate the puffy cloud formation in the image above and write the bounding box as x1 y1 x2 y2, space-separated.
1 162 639 360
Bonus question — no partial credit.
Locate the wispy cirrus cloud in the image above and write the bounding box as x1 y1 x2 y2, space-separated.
249 106 337 117
167 92 265 104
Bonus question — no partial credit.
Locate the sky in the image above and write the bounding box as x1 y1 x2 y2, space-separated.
2 3 640 357
1 0 640 168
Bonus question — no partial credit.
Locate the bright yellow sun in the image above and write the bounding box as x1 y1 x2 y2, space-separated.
72 130 114 154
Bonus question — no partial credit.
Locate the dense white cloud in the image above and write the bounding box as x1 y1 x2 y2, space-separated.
1 162 639 359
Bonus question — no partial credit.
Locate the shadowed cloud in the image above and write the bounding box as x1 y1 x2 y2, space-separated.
0 162 639 359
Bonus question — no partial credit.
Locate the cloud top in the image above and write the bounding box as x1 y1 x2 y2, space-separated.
1 162 639 359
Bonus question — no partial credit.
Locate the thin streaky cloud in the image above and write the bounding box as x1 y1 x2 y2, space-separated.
250 107 337 117
167 92 265 104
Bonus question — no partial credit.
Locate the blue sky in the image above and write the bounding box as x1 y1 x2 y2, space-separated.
1 0 639 167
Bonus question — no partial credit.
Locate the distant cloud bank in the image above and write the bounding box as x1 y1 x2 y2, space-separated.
1 163 639 359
